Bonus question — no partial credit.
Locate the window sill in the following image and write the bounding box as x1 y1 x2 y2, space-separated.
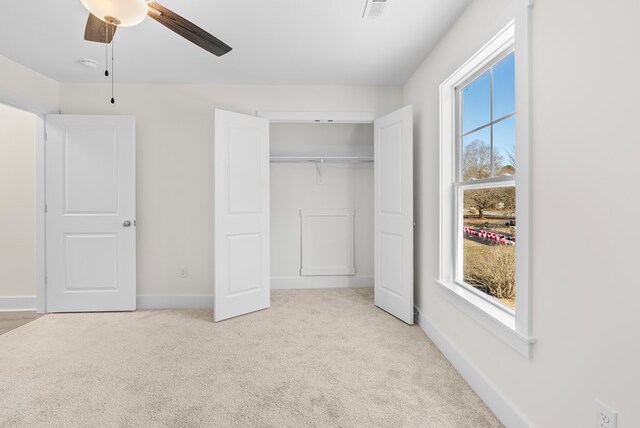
435 279 536 358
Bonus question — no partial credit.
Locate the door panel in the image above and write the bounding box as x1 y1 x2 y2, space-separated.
64 234 118 290
374 106 414 324
214 109 270 322
379 123 403 214
227 233 262 295
379 232 403 296
64 127 118 213
46 115 136 312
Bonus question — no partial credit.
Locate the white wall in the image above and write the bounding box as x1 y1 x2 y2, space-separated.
59 84 401 298
0 55 59 114
270 123 374 158
404 0 640 426
0 54 57 312
0 103 37 297
270 123 374 285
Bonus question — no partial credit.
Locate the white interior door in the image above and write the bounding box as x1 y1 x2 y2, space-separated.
214 109 270 322
374 106 414 324
45 115 136 312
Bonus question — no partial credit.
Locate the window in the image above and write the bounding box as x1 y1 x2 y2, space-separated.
439 20 534 357
457 52 516 310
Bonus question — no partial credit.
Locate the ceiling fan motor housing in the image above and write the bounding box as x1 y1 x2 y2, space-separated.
80 0 148 26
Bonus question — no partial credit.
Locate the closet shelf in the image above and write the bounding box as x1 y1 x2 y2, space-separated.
269 156 374 163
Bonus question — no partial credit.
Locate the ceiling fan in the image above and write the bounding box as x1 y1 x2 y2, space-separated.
80 0 232 56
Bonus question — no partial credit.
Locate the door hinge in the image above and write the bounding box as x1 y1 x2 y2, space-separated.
45 276 47 285
44 133 48 142
45 204 48 213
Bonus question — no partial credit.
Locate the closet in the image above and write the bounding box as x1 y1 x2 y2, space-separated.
269 121 374 289
213 108 414 325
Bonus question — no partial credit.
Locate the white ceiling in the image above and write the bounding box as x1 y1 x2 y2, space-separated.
0 0 472 85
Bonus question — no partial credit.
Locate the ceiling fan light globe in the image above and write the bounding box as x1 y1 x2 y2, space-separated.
79 0 148 27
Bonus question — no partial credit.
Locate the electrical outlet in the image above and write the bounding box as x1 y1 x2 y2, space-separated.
596 400 617 428
179 265 188 278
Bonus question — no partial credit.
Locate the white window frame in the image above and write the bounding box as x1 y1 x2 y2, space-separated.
438 16 535 357
454 48 517 313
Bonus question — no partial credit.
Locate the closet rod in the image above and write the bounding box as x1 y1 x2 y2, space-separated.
269 156 374 163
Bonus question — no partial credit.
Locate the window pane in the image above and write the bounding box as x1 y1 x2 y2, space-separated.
461 71 491 134
493 116 516 176
462 186 516 308
462 126 491 180
492 52 515 119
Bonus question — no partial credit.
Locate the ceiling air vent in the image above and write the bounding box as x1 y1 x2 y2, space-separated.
363 0 389 18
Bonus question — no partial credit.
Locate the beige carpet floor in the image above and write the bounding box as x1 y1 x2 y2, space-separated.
0 288 501 427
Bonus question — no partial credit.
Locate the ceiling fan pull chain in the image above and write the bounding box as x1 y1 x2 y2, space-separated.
104 21 109 77
111 34 115 104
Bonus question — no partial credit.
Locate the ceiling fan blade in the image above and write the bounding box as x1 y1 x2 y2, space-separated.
84 13 117 44
146 2 232 57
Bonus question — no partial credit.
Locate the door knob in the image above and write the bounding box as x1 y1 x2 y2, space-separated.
123 220 132 227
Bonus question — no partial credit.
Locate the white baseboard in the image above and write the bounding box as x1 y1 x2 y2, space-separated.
414 306 533 428
137 295 214 310
270 276 374 289
136 279 373 309
0 296 37 312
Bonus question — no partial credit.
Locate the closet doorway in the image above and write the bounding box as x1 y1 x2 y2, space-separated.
213 108 413 324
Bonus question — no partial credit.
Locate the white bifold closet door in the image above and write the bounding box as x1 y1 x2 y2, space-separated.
374 106 414 325
213 107 413 325
214 109 270 322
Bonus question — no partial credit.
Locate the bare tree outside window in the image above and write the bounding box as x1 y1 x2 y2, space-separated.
463 139 496 180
